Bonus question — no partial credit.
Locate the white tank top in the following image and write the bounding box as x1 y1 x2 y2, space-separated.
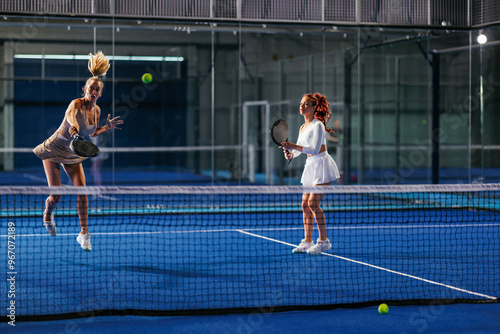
57 98 97 138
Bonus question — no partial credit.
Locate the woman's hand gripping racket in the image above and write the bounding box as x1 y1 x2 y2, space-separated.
70 132 99 158
270 119 292 164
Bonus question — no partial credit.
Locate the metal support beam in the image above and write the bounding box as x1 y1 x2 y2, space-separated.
431 53 440 184
343 52 353 185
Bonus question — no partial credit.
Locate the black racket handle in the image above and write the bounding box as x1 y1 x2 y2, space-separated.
285 150 292 165
70 126 79 135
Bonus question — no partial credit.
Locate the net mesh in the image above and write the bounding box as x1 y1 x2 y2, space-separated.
1 184 499 319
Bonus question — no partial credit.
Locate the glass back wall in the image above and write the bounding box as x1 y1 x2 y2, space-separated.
1 17 499 185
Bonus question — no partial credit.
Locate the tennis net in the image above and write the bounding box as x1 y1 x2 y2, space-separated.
1 184 499 320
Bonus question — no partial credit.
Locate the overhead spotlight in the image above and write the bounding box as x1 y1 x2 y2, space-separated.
477 32 487 45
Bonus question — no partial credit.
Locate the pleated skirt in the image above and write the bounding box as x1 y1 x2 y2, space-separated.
33 132 88 165
300 151 340 186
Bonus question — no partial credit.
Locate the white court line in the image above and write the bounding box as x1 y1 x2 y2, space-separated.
1 222 499 237
0 228 250 237
323 223 500 229
237 229 498 301
220 223 500 232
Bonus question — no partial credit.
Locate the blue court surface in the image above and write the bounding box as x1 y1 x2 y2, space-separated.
1 189 499 332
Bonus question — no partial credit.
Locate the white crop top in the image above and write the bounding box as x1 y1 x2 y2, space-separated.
292 118 327 157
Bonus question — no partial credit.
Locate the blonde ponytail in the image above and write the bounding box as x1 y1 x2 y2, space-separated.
83 51 110 93
88 51 110 77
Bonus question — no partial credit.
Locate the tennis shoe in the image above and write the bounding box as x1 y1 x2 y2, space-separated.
307 239 332 255
292 239 314 253
77 233 92 252
43 213 57 237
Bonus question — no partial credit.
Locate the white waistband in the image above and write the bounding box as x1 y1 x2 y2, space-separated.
306 151 328 162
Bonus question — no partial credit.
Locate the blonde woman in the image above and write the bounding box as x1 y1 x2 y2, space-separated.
33 51 123 252
280 93 340 255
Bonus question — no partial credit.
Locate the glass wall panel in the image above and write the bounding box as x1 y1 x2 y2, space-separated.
470 27 500 182
1 16 500 185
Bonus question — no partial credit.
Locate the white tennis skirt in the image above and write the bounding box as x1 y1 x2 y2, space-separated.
300 151 340 186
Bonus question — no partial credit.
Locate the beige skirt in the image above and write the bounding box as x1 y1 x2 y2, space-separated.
33 132 88 165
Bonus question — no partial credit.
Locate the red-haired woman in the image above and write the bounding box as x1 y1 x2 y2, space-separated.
280 93 340 255
33 51 123 252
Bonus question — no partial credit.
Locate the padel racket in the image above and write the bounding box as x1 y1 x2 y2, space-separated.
270 119 292 164
70 135 99 157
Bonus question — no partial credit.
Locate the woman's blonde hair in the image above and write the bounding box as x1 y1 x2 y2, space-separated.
85 51 110 88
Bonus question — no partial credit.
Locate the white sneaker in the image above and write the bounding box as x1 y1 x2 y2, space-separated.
43 213 57 237
307 239 332 255
292 239 314 253
77 233 92 252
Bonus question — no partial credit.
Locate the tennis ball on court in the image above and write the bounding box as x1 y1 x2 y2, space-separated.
142 73 153 83
378 303 389 314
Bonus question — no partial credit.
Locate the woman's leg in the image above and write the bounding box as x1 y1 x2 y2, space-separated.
42 160 62 220
302 193 314 242
292 193 316 253
62 163 88 234
308 182 332 241
307 193 327 240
